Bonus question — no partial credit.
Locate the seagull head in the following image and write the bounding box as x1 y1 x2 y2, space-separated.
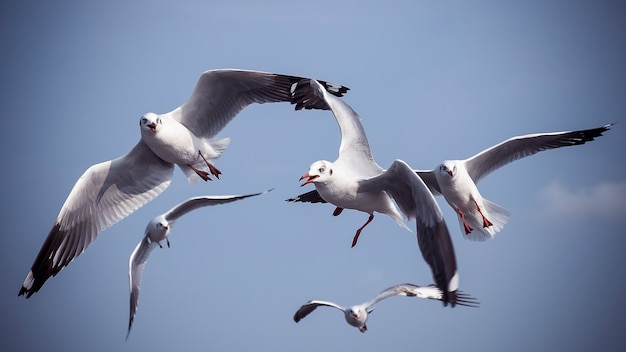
140 113 162 134
439 161 457 178
300 160 332 186
145 215 171 243
345 306 368 331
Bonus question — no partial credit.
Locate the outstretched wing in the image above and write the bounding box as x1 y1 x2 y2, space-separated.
293 300 344 323
175 69 349 138
164 189 271 222
359 160 460 307
127 236 160 339
465 124 612 183
19 141 173 298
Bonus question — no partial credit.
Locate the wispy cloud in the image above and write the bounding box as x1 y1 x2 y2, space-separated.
534 180 626 222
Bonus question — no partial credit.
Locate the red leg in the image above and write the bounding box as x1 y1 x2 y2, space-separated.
457 209 473 234
474 201 493 228
166 238 170 248
333 207 344 216
199 151 222 179
188 164 212 181
351 214 374 247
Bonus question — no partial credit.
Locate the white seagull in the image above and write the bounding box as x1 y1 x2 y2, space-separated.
127 189 270 339
288 80 465 306
19 69 349 298
415 123 613 241
293 283 478 333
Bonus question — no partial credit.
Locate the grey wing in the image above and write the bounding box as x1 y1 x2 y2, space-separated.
176 69 349 138
164 189 271 222
285 189 327 204
291 79 374 166
415 170 441 195
465 123 612 183
364 283 426 307
293 300 344 323
359 160 459 307
18 141 174 298
127 236 159 339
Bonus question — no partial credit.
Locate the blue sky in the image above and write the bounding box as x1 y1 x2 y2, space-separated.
2 1 625 351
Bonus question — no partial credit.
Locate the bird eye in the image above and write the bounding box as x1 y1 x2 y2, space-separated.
319 167 325 173
157 117 162 124
141 118 147 125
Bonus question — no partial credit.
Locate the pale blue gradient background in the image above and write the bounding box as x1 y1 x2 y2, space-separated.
2 1 625 351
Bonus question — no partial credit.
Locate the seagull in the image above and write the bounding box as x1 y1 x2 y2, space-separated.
293 283 478 333
289 79 411 248
415 123 613 241
18 69 349 298
288 80 465 306
127 189 270 339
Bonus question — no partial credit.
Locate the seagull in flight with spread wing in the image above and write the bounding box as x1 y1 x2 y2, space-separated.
288 80 467 306
126 189 270 339
294 283 478 333
416 123 613 241
19 69 349 298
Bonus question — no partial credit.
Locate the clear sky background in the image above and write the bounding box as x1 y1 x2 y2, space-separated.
2 1 625 351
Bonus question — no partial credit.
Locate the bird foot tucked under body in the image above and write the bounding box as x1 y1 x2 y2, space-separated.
474 201 493 228
457 210 474 234
157 238 171 249
199 150 222 179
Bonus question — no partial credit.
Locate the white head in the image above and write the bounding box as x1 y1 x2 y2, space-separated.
345 306 366 325
439 160 457 178
139 112 163 135
145 215 171 244
299 160 333 186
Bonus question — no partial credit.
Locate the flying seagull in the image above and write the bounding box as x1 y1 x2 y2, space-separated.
19 69 349 298
126 189 270 339
294 283 478 333
288 80 466 306
415 123 613 241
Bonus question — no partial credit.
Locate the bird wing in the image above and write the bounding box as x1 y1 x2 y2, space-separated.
363 283 424 307
285 189 327 204
291 79 376 170
293 300 344 323
164 189 271 222
465 124 612 183
414 170 442 195
359 160 460 307
19 141 174 298
127 236 159 339
174 69 349 139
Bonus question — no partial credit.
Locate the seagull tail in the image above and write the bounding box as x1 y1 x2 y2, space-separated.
460 199 510 241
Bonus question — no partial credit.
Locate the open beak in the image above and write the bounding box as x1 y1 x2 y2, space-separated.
148 122 157 133
446 170 453 177
299 173 318 187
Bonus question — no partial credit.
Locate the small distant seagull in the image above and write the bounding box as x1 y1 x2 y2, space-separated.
127 189 271 339
18 69 349 298
416 123 613 241
293 283 478 333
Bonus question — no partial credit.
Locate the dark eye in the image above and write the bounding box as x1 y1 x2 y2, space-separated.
319 167 325 173
157 117 162 124
141 118 147 125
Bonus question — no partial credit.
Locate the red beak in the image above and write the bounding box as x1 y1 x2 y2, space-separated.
148 122 157 132
299 173 318 187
